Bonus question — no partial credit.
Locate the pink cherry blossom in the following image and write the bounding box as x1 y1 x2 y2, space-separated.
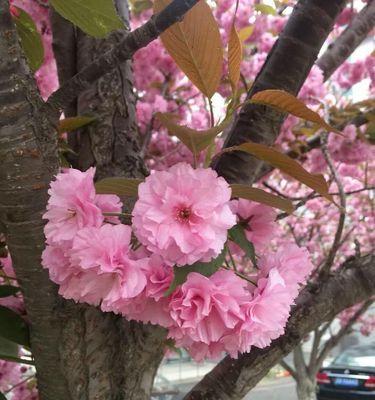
328 125 371 164
168 270 249 360
230 199 277 252
103 255 174 327
43 168 103 246
132 163 236 265
69 224 147 303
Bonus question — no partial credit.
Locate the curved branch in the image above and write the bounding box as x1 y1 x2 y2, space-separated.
317 0 375 80
183 254 375 400
212 0 347 184
46 0 199 111
314 299 373 371
279 359 298 380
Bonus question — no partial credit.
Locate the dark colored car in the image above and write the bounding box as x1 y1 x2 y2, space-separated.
317 344 375 400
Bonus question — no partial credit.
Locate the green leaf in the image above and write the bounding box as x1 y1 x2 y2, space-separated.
0 354 34 365
156 112 229 156
254 4 277 15
0 306 30 348
228 225 257 266
0 336 19 359
224 142 333 203
13 7 44 72
0 391 6 400
165 249 226 297
0 285 20 298
129 0 153 14
50 0 124 38
230 184 294 214
0 337 33 366
95 177 143 197
57 116 96 134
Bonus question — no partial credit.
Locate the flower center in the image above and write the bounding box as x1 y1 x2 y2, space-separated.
175 206 192 223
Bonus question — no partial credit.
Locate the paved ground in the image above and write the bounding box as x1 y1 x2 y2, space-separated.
245 377 297 400
166 377 297 400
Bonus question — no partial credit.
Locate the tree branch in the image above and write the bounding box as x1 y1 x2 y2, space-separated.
317 0 375 80
45 0 199 111
255 111 371 181
212 0 347 184
183 254 375 400
314 299 373 370
319 133 346 278
279 359 298 380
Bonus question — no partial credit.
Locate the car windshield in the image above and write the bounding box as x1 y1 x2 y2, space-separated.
333 349 375 368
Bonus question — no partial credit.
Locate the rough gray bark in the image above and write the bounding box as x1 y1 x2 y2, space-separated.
49 3 166 400
212 0 347 185
317 0 375 80
183 254 375 400
0 4 68 399
1 0 200 399
46 0 200 111
293 345 317 400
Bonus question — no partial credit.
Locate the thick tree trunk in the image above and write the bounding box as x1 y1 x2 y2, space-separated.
0 4 68 399
293 345 317 400
50 3 167 399
296 378 317 400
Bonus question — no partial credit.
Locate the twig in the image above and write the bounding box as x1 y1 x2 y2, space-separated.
222 265 257 286
45 0 200 111
319 133 346 278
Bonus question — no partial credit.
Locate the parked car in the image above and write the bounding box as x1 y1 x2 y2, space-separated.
317 344 375 399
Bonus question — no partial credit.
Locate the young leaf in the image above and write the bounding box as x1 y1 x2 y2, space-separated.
165 249 226 296
225 142 333 202
0 392 6 400
0 336 18 359
50 0 124 38
156 112 228 156
129 0 153 14
13 7 44 72
228 24 243 91
238 26 254 42
250 90 342 135
254 4 277 15
228 225 257 266
0 354 34 365
230 184 294 213
0 285 20 298
0 306 30 348
95 178 143 197
154 0 223 98
57 116 96 134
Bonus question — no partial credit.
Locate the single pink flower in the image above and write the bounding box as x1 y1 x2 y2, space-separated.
43 168 103 246
95 194 123 224
103 255 174 328
168 270 249 358
132 163 236 265
70 224 147 300
230 199 277 253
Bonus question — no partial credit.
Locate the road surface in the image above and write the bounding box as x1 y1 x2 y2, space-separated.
245 377 297 400
170 377 297 400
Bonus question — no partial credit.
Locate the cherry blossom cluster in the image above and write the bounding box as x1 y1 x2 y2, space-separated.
41 163 314 360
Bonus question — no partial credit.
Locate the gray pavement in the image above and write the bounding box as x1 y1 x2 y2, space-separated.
165 377 297 400
245 378 297 400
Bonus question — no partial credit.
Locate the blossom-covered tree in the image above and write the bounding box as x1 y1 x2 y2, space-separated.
0 0 374 400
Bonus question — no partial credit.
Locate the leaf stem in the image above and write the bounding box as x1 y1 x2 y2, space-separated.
208 97 215 128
